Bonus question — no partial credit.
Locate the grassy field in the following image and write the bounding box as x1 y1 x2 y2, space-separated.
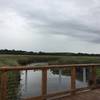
0 54 100 66
0 55 59 66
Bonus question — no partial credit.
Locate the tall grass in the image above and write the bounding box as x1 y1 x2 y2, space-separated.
17 56 59 65
49 56 100 65
0 55 59 66
0 55 100 66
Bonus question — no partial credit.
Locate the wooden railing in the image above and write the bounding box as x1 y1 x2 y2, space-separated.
0 64 100 100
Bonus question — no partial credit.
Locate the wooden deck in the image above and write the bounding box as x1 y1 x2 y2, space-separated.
54 89 100 100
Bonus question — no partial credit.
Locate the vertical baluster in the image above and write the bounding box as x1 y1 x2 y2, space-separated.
91 66 96 89
71 66 76 95
0 71 8 100
42 69 47 100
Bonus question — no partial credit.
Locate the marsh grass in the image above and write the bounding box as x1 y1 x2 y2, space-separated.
49 56 100 64
0 55 100 67
0 55 59 66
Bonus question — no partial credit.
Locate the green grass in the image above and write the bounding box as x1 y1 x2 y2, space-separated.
0 55 59 66
0 55 100 67
49 56 100 64
0 54 100 100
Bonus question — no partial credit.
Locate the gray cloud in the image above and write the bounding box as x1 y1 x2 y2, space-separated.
13 0 100 43
0 0 100 53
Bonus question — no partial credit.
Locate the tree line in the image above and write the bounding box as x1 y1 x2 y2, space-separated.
0 49 100 56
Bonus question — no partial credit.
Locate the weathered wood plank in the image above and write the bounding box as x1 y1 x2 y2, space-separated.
0 64 100 71
57 89 100 100
22 96 43 100
71 66 76 95
91 66 96 89
42 69 47 100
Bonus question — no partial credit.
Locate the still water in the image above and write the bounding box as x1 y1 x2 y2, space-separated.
20 69 88 98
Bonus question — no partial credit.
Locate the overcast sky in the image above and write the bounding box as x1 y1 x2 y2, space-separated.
0 0 100 53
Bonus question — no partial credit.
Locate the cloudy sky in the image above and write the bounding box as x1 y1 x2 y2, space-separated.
0 0 100 53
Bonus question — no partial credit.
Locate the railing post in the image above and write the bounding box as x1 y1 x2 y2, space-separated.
91 66 96 89
0 71 8 100
42 69 47 100
71 66 76 95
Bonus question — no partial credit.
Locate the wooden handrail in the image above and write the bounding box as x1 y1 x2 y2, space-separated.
0 64 100 100
0 63 100 71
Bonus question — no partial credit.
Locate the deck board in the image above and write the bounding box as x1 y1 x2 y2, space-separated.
53 89 100 100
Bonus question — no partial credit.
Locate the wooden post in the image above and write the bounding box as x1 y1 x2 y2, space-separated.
42 69 47 100
91 66 96 89
71 66 76 95
0 71 8 100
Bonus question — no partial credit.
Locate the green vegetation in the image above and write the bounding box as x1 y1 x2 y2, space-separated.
7 72 21 100
1 49 100 56
0 55 60 66
0 55 19 66
0 49 100 66
49 56 100 65
0 55 100 66
17 56 59 65
0 71 21 100
0 50 100 99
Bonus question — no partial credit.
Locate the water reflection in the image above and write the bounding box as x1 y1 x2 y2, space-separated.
21 70 42 98
58 69 62 85
25 71 28 92
20 69 88 98
6 68 88 99
83 68 87 83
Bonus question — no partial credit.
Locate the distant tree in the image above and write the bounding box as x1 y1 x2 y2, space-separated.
0 49 100 56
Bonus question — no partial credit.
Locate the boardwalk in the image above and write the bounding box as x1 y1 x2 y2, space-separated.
54 89 100 100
